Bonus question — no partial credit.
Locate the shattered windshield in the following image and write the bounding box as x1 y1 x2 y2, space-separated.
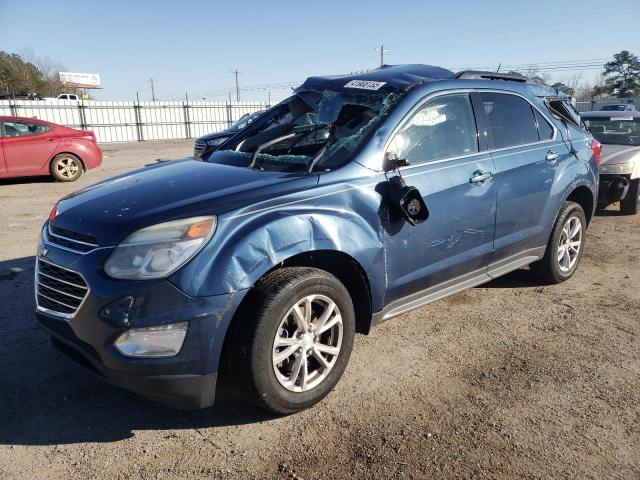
207 90 401 172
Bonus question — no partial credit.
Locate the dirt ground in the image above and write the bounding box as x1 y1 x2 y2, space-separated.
0 140 638 479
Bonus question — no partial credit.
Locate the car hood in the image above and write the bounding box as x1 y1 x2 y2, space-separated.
600 144 640 165
52 159 318 245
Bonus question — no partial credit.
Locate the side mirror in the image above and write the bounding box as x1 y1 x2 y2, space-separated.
383 151 409 172
388 176 429 225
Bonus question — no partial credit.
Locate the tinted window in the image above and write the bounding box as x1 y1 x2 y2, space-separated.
3 121 50 137
476 93 538 149
389 93 478 164
534 109 554 140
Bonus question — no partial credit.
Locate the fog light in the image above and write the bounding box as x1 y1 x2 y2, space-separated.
114 322 188 358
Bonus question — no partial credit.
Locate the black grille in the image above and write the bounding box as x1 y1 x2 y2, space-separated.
194 140 206 155
36 259 89 316
48 225 98 252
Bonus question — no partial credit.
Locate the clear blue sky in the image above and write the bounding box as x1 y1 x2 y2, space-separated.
1 0 638 102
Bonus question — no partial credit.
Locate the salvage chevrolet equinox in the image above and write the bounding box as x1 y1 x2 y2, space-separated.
36 65 600 413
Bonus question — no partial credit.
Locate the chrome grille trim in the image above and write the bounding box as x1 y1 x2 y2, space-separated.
47 224 99 253
35 258 90 320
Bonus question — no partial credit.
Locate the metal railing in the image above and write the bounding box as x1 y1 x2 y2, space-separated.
0 99 270 143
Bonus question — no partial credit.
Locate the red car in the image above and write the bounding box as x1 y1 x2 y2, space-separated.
0 116 102 182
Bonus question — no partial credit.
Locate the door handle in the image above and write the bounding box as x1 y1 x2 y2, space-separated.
470 170 492 183
545 151 560 162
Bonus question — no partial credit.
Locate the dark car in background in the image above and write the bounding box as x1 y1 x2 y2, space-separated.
583 111 640 214
36 65 599 413
193 110 265 158
599 104 636 112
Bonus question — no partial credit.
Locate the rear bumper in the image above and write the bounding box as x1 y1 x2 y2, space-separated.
598 173 630 207
83 142 103 170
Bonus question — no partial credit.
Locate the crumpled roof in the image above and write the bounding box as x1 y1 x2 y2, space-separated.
296 64 454 95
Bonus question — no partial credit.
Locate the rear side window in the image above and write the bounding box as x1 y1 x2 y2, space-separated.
474 93 539 149
388 93 478 164
534 109 554 140
2 121 50 137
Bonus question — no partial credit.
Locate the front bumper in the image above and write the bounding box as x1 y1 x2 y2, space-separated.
34 244 247 409
47 332 217 409
598 173 631 207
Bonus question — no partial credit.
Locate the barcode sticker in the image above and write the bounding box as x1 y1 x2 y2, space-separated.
344 80 387 91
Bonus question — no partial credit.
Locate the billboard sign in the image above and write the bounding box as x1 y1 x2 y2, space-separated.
59 72 101 89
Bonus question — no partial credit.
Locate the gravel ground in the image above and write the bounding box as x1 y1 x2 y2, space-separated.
0 140 638 479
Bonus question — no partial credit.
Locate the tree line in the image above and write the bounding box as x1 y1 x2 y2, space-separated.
1 49 639 101
0 49 71 99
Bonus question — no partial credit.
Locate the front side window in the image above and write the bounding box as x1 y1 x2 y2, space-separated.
388 93 478 164
475 93 539 149
2 121 50 137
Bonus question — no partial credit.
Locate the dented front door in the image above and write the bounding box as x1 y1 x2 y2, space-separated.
381 93 496 305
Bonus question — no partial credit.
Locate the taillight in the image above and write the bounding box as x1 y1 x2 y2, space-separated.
591 138 602 167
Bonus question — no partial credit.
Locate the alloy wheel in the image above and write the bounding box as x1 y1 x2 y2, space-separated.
557 216 582 273
272 294 343 393
56 157 80 179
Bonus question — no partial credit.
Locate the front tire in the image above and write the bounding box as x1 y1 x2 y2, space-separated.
620 179 639 215
229 267 355 414
530 201 587 284
50 153 83 182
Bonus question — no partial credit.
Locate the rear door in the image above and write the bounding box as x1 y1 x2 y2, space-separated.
2 120 59 173
382 92 497 304
471 92 570 267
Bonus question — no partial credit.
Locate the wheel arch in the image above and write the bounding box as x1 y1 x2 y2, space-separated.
217 250 374 385
565 184 595 225
50 151 85 172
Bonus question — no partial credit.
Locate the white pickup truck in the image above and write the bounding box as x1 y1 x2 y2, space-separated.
43 93 79 100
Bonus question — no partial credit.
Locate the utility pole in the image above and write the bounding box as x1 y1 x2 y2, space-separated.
376 44 389 67
231 70 240 101
148 78 156 102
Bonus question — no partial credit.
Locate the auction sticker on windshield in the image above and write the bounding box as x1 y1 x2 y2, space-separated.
344 80 387 91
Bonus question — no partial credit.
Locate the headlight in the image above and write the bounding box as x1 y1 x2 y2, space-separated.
599 163 634 175
104 216 216 279
206 137 228 147
114 322 188 357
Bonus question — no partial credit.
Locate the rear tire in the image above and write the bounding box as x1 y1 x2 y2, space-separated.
530 201 587 284
50 153 83 182
227 267 355 414
620 179 639 215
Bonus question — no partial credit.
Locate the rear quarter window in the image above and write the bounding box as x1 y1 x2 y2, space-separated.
534 109 554 140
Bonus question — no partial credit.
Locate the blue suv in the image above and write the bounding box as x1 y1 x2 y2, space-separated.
35 65 600 413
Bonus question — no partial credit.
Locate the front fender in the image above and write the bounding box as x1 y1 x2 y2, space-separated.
171 202 387 309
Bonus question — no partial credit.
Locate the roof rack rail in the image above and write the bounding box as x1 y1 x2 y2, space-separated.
453 70 534 83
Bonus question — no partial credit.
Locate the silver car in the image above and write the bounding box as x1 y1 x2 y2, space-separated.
582 111 640 214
